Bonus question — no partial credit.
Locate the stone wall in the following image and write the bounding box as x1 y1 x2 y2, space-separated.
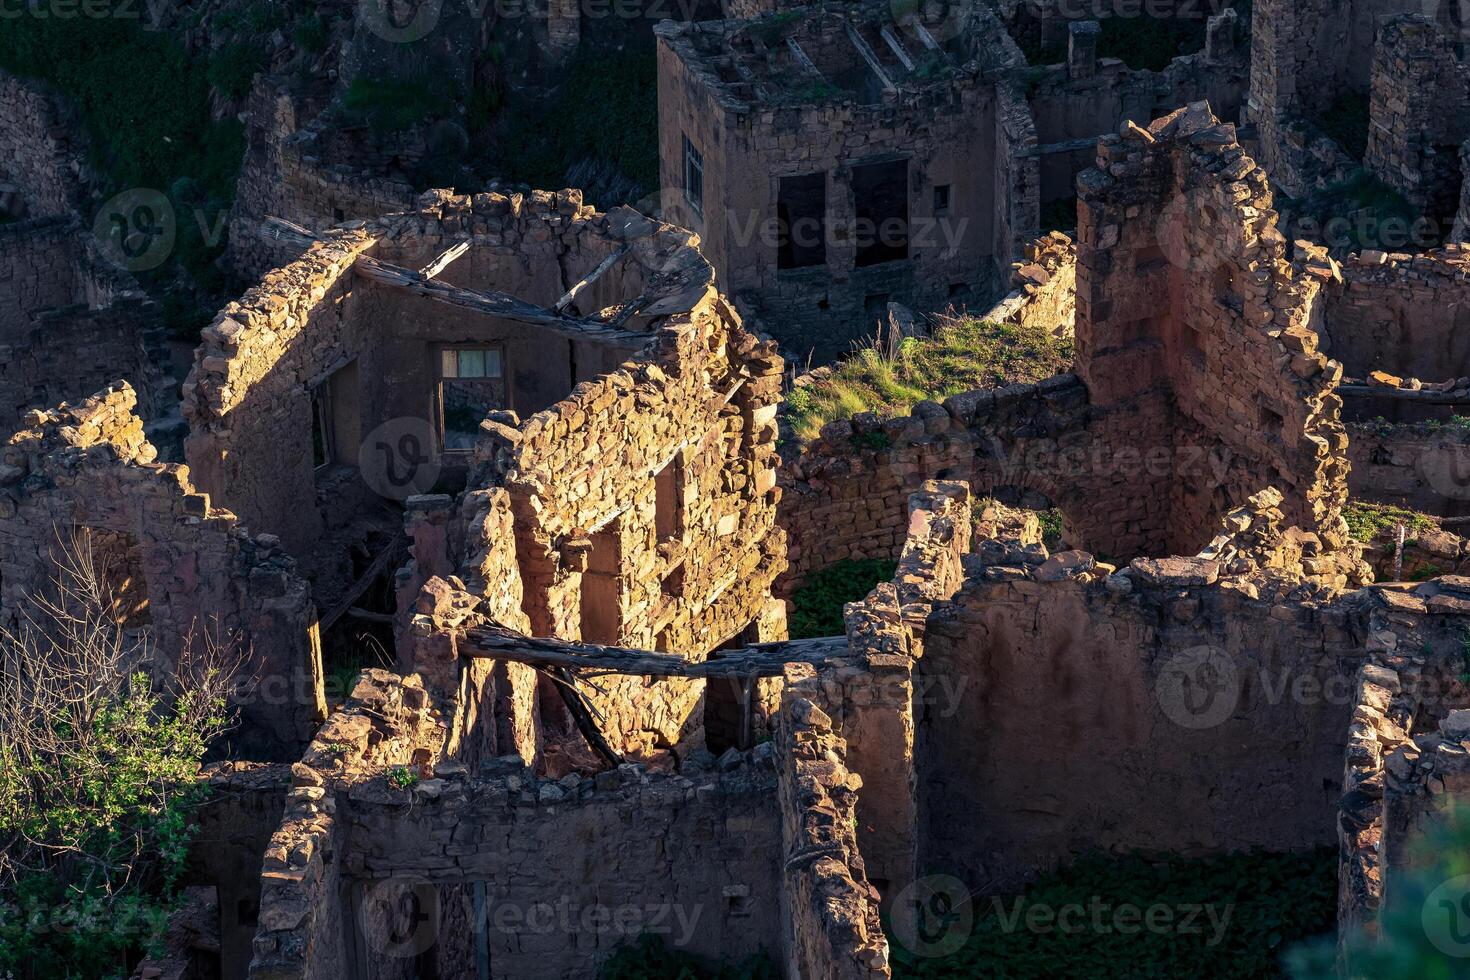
0 383 324 757
775 663 889 979
1320 247 1470 384
1076 103 1354 554
1364 16 1470 230
0 217 168 427
917 491 1370 893
979 231 1076 335
250 669 787 979
226 78 417 279
1457 139 1470 242
656 3 1026 362
1346 421 1470 518
0 69 86 219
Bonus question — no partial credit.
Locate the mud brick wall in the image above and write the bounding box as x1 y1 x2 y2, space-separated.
775 663 890 979
1321 247 1470 383
656 5 1026 362
0 70 86 218
0 383 323 757
1076 103 1354 554
916 544 1370 893
1364 16 1470 228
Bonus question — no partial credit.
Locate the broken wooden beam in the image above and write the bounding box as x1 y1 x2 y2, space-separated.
353 254 647 345
419 241 471 280
461 626 848 678
554 246 628 313
786 37 826 81
318 536 406 633
845 22 896 92
879 24 916 72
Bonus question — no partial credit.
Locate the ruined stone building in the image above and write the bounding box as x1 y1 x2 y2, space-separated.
655 0 1249 360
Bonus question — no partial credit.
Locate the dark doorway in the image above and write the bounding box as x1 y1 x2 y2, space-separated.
852 159 910 267
777 172 827 269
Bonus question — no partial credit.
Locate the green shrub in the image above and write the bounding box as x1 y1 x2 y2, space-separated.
207 40 267 100
893 849 1336 979
293 15 331 56
1343 501 1438 543
789 559 897 639
343 76 446 136
599 934 778 979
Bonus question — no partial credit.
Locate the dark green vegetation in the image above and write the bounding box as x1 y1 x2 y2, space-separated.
1313 93 1370 161
1279 171 1436 253
892 849 1336 979
789 559 898 639
1012 1 1250 73
478 47 660 209
0 16 247 337
784 319 1074 444
599 935 778 979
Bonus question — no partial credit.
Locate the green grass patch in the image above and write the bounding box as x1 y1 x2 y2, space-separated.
784 318 1073 444
1343 501 1438 543
893 849 1336 979
343 76 450 136
789 559 897 639
600 935 778 979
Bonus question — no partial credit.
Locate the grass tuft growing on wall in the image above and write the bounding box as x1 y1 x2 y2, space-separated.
784 318 1073 445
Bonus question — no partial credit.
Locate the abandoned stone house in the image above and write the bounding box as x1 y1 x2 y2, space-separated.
0 102 1453 978
654 0 1249 361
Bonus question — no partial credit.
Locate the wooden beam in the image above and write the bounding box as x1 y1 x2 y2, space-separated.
845 22 896 92
1338 384 1470 405
419 241 471 280
262 215 318 249
353 254 646 345
909 18 942 52
554 246 628 313
1013 136 1104 159
879 25 916 72
318 537 406 633
461 626 848 679
549 667 623 767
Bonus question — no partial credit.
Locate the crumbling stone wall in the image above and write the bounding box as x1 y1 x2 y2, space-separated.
226 78 417 279
1457 139 1470 241
1247 0 1425 196
0 69 86 219
251 668 786 979
776 663 889 979
1346 420 1470 519
918 491 1370 893
0 217 168 427
1321 247 1470 385
1364 16 1470 230
981 231 1076 336
1077 103 1355 555
1024 15 1248 206
0 383 324 756
656 3 1027 361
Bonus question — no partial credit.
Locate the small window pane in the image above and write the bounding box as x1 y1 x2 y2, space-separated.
440 350 458 378
458 349 486 378
485 348 502 378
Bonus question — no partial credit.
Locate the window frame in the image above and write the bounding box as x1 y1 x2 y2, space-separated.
435 343 509 453
683 135 704 217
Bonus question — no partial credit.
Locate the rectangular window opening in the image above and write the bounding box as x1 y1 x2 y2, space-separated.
654 455 684 543
683 136 704 215
852 159 910 267
777 172 827 270
437 345 507 452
